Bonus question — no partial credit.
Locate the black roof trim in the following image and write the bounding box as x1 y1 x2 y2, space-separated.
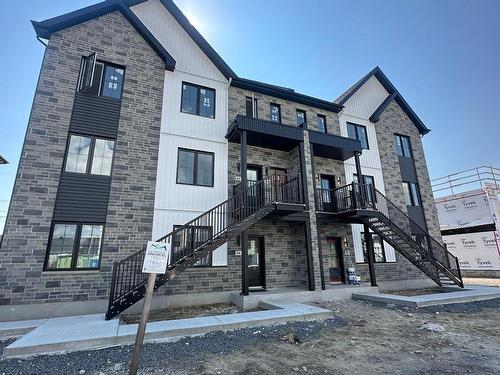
232 77 344 113
0 155 8 164
335 67 430 135
369 91 397 123
31 0 176 71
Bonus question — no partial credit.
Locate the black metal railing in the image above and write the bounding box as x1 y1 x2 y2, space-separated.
106 174 303 319
316 182 463 287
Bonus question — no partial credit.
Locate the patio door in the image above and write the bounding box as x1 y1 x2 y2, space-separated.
327 237 345 284
248 237 265 288
319 175 336 211
269 167 287 201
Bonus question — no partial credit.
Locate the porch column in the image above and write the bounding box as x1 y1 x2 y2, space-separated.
363 223 377 286
302 131 325 290
354 152 363 180
299 141 315 290
240 130 249 296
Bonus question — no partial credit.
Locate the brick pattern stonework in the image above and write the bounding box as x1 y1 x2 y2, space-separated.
0 11 165 305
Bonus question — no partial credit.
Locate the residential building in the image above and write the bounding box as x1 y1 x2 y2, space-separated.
0 0 463 321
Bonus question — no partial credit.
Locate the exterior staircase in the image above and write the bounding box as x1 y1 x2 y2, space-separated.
105 175 302 320
327 183 464 288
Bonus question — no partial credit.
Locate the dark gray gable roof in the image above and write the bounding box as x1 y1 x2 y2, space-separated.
334 67 430 135
32 0 176 70
232 77 344 113
0 155 8 164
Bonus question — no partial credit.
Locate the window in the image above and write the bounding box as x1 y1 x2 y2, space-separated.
176 148 214 186
296 110 306 126
317 114 327 133
402 182 421 206
181 82 216 118
45 223 104 270
173 225 212 266
394 134 412 158
77 54 125 100
270 103 281 123
100 65 124 99
246 97 258 118
347 122 369 149
64 135 115 176
361 232 386 263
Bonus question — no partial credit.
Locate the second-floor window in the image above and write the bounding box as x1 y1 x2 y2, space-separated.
394 134 412 158
296 110 306 126
181 82 216 118
176 148 214 187
78 53 125 100
64 135 115 176
270 103 281 123
347 122 369 149
317 114 327 133
402 182 421 206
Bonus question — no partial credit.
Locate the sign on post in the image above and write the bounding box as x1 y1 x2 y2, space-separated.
129 241 171 375
142 241 171 274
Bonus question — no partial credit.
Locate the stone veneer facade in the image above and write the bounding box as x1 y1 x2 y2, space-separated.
0 11 165 306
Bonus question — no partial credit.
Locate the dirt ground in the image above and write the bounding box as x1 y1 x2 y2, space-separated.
122 303 248 324
2 298 499 375
185 299 500 375
463 277 500 288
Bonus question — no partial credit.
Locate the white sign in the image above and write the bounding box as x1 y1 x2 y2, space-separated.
443 231 500 270
142 241 171 274
435 189 494 230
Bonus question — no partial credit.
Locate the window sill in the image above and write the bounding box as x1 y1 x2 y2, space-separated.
42 270 101 276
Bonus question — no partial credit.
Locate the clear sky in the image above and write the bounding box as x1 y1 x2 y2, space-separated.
1 0 499 233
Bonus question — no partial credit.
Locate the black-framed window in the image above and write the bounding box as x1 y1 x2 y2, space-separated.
360 232 386 263
45 223 104 270
317 114 327 133
172 225 212 266
354 174 375 201
78 54 125 100
246 96 258 118
64 134 115 176
176 148 214 187
181 82 216 118
402 182 421 206
270 103 281 123
347 122 369 149
296 109 306 126
394 134 412 158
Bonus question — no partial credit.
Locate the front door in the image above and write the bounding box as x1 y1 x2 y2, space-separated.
326 237 345 284
319 175 336 212
248 237 265 288
269 167 287 201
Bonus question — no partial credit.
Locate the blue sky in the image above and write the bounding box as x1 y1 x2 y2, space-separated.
1 0 499 233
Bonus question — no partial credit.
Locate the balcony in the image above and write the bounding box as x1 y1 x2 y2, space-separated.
227 115 362 160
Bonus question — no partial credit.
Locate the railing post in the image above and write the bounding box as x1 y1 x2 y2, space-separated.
351 183 357 209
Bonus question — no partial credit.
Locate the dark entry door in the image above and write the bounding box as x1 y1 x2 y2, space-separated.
246 166 263 208
319 175 336 212
326 237 345 284
269 167 287 201
248 237 265 288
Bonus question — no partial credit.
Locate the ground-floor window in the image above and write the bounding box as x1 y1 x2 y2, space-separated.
45 223 104 270
172 225 212 266
360 232 386 263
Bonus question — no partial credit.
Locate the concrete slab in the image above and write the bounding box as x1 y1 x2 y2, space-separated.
352 285 500 307
4 302 333 358
0 318 47 338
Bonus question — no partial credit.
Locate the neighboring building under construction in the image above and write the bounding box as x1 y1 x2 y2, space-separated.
433 166 500 277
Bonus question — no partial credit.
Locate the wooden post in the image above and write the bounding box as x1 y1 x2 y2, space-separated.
129 272 156 375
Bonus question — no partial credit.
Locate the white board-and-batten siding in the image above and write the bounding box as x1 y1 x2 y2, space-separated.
339 76 396 263
132 0 229 265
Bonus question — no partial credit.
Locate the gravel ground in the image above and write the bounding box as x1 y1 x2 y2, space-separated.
1 298 499 375
463 277 500 288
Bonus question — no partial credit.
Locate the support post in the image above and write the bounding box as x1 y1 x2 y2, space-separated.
298 142 308 208
304 219 315 291
240 130 249 296
363 224 377 286
129 272 156 375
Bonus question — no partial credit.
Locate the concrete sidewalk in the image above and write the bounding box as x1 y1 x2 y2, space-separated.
2 302 332 358
352 285 500 307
